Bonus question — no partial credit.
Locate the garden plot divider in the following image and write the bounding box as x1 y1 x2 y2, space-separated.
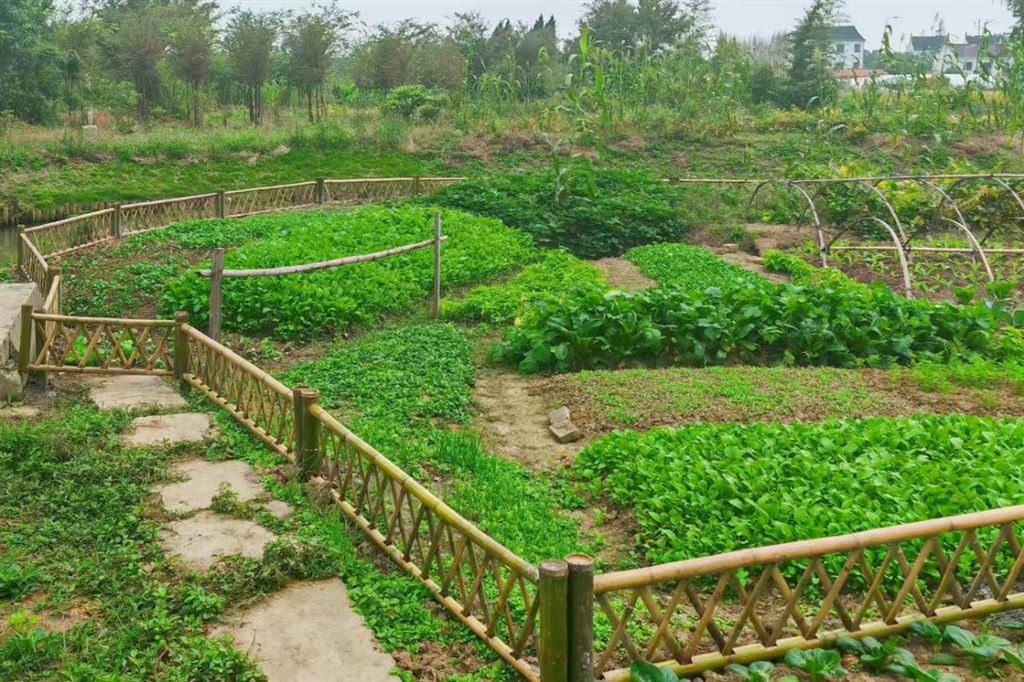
17 173 1024 681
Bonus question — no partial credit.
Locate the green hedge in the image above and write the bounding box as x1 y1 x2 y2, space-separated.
425 164 690 258
160 206 534 338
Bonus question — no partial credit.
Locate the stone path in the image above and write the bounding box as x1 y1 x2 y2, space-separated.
87 375 187 410
212 581 398 682
90 374 399 682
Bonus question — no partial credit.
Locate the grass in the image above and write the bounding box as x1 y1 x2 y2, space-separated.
281 322 595 565
0 397 266 679
563 367 898 428
2 124 445 212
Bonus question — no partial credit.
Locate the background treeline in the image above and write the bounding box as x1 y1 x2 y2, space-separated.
7 0 1022 131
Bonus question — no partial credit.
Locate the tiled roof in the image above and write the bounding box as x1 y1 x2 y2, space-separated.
828 25 865 42
911 35 948 51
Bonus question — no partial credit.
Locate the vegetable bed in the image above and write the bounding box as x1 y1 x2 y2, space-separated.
576 414 1024 569
160 206 535 337
496 244 1019 372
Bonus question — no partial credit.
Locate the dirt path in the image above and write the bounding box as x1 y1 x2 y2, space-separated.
472 369 585 471
589 257 655 290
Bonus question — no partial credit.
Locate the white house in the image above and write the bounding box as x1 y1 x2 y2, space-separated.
911 33 1007 76
910 35 955 73
828 25 866 68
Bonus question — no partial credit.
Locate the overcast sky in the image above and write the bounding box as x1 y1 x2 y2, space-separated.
222 0 1015 49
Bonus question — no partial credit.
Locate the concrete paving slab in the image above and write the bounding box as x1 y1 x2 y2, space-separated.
123 413 216 447
212 580 399 682
87 375 187 411
161 511 276 570
264 500 293 520
0 284 43 363
157 459 264 514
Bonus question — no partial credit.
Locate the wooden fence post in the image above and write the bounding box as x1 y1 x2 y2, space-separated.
539 559 570 682
316 177 326 204
413 176 422 195
16 224 25 272
43 266 60 296
432 212 442 319
566 554 595 682
18 304 34 376
208 248 224 342
113 203 123 238
216 190 226 219
293 387 321 480
173 311 190 388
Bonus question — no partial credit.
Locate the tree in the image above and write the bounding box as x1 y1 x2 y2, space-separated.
111 5 167 121
224 9 278 125
282 3 354 123
783 0 841 108
168 0 217 127
350 21 465 91
577 0 695 53
0 0 61 123
1006 1 1024 37
54 13 105 123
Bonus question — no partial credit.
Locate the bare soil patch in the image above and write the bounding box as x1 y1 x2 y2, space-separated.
472 369 584 471
590 257 656 290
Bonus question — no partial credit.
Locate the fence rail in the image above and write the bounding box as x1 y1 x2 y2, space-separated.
22 208 116 258
16 176 466 269
312 405 542 680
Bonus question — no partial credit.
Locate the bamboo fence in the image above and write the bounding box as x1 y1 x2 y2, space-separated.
15 173 1024 682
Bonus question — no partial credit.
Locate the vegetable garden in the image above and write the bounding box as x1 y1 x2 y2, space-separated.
12 165 1024 682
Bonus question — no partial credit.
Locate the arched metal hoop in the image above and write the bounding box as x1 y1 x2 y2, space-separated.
745 180 828 266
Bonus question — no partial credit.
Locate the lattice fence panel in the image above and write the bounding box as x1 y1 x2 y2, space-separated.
417 177 465 194
593 519 1024 680
315 414 541 679
182 327 296 456
323 178 417 203
23 209 115 257
30 315 175 375
121 194 218 235
225 182 317 217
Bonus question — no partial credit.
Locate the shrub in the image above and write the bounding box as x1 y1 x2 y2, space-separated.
426 162 691 258
575 414 1024 572
381 84 445 118
160 206 534 337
